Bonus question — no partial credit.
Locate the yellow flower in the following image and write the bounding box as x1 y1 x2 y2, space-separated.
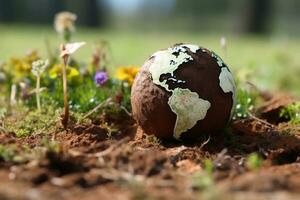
9 57 31 79
24 50 39 64
6 50 40 82
115 65 139 85
9 50 39 74
10 57 26 71
49 64 79 80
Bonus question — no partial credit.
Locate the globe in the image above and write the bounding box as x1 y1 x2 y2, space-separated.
131 44 236 140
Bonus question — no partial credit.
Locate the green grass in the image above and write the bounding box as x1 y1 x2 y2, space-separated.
280 102 300 125
0 24 300 96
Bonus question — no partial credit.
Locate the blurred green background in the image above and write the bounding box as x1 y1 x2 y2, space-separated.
0 0 299 95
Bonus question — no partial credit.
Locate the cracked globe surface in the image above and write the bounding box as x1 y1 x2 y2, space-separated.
131 44 236 140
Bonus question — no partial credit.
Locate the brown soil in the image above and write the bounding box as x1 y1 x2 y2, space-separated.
1 96 300 200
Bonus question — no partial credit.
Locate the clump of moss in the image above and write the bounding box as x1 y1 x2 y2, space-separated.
0 144 31 163
0 107 6 119
5 105 58 137
0 144 16 162
0 138 60 164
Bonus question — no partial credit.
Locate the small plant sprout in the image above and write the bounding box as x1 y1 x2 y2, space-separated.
192 159 214 190
31 59 49 112
92 41 111 72
60 42 86 129
280 102 300 125
92 45 101 71
233 88 256 119
246 152 263 170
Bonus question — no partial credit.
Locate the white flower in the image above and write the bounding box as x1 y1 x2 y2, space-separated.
31 59 49 76
54 11 77 34
60 42 86 58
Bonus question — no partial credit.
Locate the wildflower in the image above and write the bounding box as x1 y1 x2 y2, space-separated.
31 59 49 111
115 65 139 85
94 71 109 86
49 64 79 80
10 57 31 75
9 50 40 80
24 50 39 64
60 42 86 58
54 11 77 42
59 42 85 130
31 59 49 76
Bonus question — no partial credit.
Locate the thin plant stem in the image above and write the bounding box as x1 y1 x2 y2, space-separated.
248 112 276 129
62 56 69 129
61 44 69 130
59 42 85 129
82 97 112 120
36 74 41 112
10 84 17 106
64 29 71 43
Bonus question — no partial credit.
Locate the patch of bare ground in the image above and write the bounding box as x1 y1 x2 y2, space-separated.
0 95 300 199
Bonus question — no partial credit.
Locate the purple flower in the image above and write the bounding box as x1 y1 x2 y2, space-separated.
94 71 108 86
